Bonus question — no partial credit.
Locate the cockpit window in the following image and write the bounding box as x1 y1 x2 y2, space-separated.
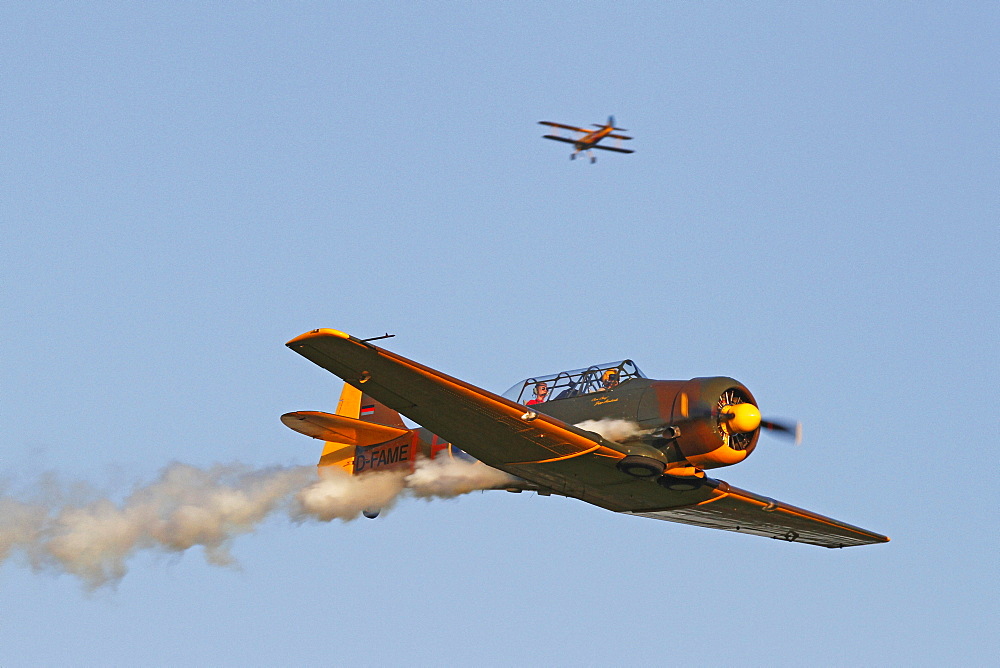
502 360 645 405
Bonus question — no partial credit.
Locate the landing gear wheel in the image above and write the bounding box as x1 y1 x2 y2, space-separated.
657 475 703 492
362 509 380 519
617 455 666 478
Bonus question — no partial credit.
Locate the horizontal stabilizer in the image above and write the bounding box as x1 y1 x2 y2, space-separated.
607 133 632 140
592 145 635 154
281 411 409 446
542 134 577 144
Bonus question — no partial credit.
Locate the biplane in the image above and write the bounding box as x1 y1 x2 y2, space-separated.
538 115 634 163
282 329 889 548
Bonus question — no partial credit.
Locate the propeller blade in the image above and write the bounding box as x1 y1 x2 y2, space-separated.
761 419 802 445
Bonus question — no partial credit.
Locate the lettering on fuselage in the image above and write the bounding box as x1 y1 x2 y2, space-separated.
592 396 619 406
354 439 412 473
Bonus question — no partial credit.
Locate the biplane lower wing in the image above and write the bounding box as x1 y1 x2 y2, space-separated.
592 145 635 154
286 329 888 548
542 134 577 145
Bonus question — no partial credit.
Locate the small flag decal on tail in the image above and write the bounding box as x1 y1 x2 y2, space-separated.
360 405 376 417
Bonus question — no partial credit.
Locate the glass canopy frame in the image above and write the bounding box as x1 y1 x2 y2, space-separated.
503 360 645 405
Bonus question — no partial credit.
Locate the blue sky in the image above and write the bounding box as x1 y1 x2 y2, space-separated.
1 3 997 665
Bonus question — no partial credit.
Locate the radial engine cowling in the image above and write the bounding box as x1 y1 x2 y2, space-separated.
669 377 762 469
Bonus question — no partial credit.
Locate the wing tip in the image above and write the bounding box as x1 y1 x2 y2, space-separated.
286 328 350 346
830 534 890 548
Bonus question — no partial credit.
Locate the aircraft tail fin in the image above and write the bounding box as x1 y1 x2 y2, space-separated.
352 388 407 429
607 115 628 131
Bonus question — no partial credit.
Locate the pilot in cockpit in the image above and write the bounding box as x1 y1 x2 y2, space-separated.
526 382 550 405
600 369 620 390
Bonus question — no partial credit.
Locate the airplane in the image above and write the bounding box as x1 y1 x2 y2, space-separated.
538 115 635 163
282 328 889 548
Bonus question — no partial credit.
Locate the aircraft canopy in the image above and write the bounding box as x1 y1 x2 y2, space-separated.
502 360 646 405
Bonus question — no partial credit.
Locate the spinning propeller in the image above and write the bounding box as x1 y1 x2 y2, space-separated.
718 401 802 445
675 389 802 446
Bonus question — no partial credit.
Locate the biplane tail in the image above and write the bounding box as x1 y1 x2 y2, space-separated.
280 383 418 475
608 115 629 131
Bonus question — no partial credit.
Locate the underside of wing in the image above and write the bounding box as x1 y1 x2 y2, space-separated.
542 134 578 145
592 144 635 154
538 121 587 133
626 480 889 548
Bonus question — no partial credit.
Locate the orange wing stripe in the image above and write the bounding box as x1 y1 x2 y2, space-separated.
507 444 602 465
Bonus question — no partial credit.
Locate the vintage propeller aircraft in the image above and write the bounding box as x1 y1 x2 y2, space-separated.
282 329 889 548
538 115 634 163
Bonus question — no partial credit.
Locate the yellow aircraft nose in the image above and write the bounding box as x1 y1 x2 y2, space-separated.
723 403 762 433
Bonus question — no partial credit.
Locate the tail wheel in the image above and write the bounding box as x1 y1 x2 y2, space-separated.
617 455 666 478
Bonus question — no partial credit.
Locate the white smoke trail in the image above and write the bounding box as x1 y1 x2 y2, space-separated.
575 418 652 443
406 457 517 497
294 468 406 522
0 457 513 589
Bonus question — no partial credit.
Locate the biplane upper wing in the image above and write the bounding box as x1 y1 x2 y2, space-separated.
538 121 589 133
287 329 888 548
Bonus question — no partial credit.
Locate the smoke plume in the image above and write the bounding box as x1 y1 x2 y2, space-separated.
575 418 652 443
0 457 515 589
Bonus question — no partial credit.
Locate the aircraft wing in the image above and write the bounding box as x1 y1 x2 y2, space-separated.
542 134 577 145
286 329 628 487
592 145 635 154
287 329 888 548
626 482 888 548
538 121 588 133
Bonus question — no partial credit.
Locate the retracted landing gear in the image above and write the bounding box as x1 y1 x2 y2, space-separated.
617 455 666 478
657 475 704 492
362 509 380 519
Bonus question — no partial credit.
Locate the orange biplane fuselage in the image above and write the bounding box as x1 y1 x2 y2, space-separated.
538 115 635 163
